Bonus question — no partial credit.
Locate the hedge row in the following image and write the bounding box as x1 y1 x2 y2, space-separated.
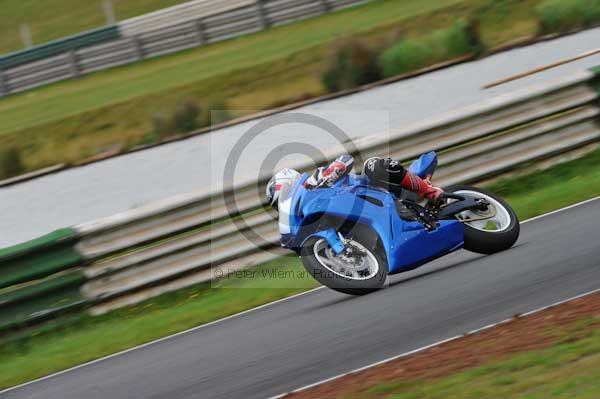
322 0 600 93
537 0 600 33
322 20 481 93
0 147 25 180
139 98 232 145
380 20 481 78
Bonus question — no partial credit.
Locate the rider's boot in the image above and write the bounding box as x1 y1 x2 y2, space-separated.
400 171 444 203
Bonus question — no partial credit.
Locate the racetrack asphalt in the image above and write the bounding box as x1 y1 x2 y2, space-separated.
2 198 600 399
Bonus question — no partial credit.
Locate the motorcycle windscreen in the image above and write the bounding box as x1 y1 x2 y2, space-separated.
408 151 438 179
277 174 302 235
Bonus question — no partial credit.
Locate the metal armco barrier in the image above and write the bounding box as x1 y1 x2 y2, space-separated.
0 0 371 97
118 0 255 36
0 228 86 330
1 68 599 326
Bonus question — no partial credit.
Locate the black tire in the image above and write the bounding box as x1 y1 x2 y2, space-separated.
444 184 520 255
300 229 388 295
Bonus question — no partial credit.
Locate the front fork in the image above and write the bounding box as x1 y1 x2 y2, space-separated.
312 227 346 255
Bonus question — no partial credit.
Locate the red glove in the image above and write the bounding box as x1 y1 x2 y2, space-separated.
304 160 350 189
322 161 347 181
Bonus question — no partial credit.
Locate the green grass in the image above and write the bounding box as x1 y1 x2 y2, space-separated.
0 0 545 172
0 0 190 54
359 317 600 399
0 147 599 389
487 147 600 220
475 0 540 47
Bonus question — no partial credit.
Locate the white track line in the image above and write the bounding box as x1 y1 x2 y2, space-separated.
521 195 600 224
1 195 599 395
269 286 600 399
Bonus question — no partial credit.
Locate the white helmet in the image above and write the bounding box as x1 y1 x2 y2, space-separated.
266 168 300 209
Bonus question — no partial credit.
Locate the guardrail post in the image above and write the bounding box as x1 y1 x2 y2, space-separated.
68 50 81 78
319 0 332 12
0 69 7 97
195 18 207 45
129 35 144 61
255 0 270 29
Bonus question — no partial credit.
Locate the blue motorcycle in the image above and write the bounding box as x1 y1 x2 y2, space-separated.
276 151 520 295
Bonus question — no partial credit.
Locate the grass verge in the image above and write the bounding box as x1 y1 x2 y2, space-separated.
1 147 600 389
288 294 600 399
487 147 600 220
368 334 600 399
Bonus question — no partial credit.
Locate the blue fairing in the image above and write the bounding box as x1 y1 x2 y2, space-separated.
279 161 465 274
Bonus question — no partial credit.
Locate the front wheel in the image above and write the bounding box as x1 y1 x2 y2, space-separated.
444 185 520 255
300 230 388 295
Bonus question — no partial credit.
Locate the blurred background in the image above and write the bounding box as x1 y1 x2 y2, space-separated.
1 0 599 180
0 1 600 398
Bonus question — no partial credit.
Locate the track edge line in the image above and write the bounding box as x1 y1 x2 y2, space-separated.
268 286 600 399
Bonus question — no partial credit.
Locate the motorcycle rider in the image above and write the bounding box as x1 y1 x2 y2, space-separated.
266 155 444 208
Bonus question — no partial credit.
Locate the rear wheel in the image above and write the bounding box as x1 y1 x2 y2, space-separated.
300 229 388 295
444 185 520 254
